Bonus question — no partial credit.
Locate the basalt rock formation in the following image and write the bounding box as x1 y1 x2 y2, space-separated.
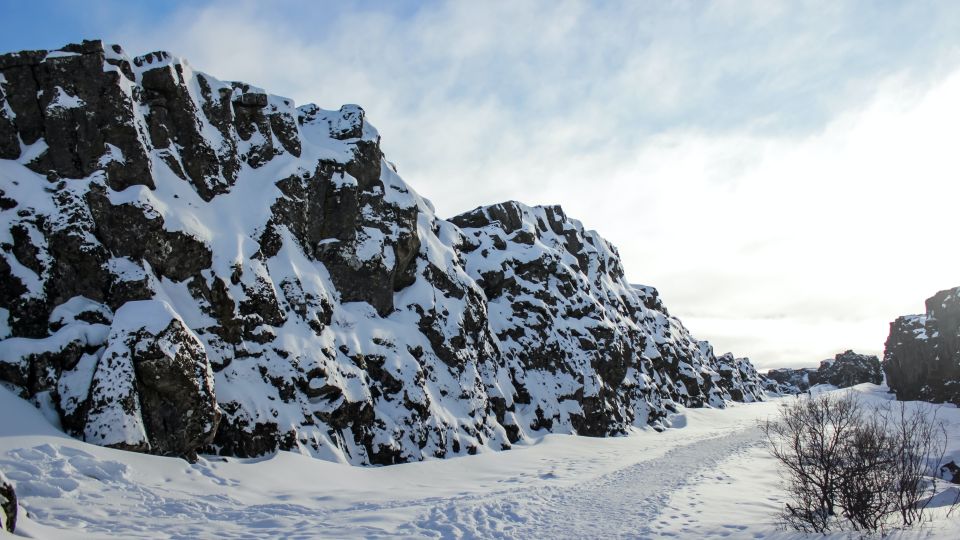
765 367 816 394
0 41 769 465
766 350 883 394
0 470 15 533
883 287 960 405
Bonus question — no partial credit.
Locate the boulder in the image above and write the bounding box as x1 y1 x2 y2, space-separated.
84 301 220 460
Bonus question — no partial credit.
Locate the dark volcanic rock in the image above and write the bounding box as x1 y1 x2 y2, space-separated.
766 350 882 394
766 366 818 394
883 287 960 405
82 301 220 460
0 41 152 191
0 41 772 466
817 350 883 387
941 460 960 484
0 470 15 533
131 312 220 460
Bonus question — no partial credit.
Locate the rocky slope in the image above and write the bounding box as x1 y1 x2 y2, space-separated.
884 287 960 405
766 350 883 393
0 41 769 465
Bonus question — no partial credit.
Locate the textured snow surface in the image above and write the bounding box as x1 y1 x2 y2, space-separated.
2 384 958 539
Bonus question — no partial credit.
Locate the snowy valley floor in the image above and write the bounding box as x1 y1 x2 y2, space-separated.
2 385 959 539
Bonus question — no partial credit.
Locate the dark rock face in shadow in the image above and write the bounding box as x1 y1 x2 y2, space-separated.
884 287 960 405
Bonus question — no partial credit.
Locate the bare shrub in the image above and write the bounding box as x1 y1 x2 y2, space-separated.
883 402 947 526
763 393 860 532
763 392 948 533
834 410 898 532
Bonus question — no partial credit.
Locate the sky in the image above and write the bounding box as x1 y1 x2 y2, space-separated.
2 0 959 369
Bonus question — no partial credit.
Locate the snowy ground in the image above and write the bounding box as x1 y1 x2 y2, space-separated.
2 384 958 539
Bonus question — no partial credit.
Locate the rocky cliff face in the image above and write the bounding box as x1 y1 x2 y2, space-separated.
766 350 883 393
0 41 769 465
0 470 15 533
883 287 960 405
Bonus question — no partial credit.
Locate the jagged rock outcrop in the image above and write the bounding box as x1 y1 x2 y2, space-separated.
0 470 15 533
0 41 770 465
941 461 960 484
817 350 883 388
883 287 960 405
766 350 882 393
765 367 817 394
82 300 220 460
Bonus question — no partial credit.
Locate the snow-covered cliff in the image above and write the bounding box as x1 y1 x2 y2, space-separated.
884 287 960 405
0 40 768 465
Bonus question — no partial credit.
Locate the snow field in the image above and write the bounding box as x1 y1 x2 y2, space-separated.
2 381 959 538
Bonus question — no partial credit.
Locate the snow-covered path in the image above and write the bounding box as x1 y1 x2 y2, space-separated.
0 428 765 539
398 427 763 539
3 385 959 539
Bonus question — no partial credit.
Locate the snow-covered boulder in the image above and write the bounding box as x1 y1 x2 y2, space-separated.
0 469 15 533
0 40 770 465
84 300 219 460
884 287 960 405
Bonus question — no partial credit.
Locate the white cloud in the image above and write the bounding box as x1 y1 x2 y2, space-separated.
598 71 960 367
100 0 960 369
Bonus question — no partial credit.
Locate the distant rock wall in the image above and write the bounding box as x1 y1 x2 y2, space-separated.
765 366 817 394
0 41 769 465
767 350 882 393
883 287 960 405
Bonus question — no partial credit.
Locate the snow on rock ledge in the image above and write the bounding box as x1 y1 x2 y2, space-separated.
0 40 769 465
